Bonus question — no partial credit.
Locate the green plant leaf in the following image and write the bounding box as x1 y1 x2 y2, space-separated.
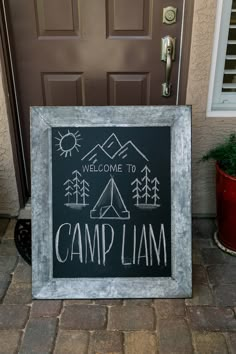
201 133 236 176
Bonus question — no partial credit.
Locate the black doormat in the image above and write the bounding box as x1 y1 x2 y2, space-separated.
14 219 31 265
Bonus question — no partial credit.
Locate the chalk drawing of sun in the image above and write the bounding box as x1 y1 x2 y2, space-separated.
55 130 82 158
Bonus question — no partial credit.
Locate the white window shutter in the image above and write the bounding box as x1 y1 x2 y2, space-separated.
208 0 236 117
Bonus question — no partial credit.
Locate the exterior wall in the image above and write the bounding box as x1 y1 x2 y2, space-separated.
0 59 19 216
186 0 236 215
0 0 236 216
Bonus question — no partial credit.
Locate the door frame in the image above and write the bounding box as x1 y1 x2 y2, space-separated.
177 0 194 104
0 0 29 207
0 0 194 208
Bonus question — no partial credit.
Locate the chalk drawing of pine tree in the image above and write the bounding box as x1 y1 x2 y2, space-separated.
64 170 90 209
131 165 161 209
81 179 90 205
151 177 160 206
64 179 74 204
141 165 151 204
131 178 142 206
72 170 81 204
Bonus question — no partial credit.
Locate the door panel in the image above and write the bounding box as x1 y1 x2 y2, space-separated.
108 73 150 105
6 0 184 187
35 0 80 36
43 73 85 106
107 0 152 36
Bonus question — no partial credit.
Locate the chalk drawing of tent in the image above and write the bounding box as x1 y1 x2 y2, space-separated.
90 177 130 219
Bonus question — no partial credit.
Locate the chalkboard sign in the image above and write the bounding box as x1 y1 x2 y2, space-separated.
31 106 192 299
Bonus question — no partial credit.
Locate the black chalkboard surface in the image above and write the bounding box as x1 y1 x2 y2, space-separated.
52 126 171 278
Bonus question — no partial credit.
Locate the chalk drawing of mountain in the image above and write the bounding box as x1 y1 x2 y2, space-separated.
81 133 148 164
102 133 122 158
81 144 111 164
114 141 148 162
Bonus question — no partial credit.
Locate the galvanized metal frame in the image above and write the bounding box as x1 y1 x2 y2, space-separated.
31 106 192 299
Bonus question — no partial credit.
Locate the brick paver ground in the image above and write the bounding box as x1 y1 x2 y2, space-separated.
0 218 236 353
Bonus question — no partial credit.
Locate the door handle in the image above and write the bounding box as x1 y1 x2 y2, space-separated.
161 36 176 97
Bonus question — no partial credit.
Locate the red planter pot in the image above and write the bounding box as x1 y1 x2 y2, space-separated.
216 163 236 253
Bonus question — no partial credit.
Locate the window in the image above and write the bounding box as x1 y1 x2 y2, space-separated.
207 0 236 117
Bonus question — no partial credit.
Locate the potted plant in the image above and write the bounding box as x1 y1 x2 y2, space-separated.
202 133 236 255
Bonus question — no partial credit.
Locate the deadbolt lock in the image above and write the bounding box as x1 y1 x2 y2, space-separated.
163 6 177 25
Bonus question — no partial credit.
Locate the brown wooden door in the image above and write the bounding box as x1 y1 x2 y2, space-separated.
5 0 186 189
